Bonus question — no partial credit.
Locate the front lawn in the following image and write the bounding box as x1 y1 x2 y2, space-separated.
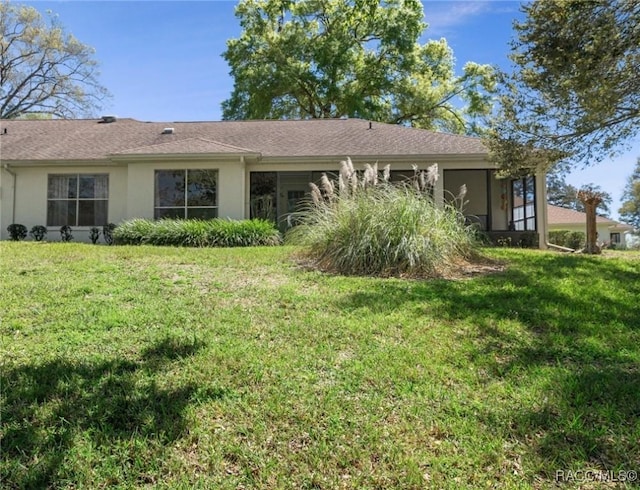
1 243 638 489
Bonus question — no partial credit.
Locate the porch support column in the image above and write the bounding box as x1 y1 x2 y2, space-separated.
535 170 548 249
242 156 250 219
434 164 444 207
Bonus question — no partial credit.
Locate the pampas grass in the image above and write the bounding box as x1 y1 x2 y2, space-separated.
287 173 480 277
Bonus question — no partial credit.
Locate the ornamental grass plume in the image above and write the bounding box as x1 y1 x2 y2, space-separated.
288 160 480 278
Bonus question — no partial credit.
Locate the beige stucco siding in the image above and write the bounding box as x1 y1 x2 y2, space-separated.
126 159 246 222
0 165 128 241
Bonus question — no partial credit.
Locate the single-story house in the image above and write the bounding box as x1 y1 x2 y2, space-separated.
547 204 634 247
0 117 548 245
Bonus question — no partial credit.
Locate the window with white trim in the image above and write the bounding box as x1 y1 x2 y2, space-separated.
154 169 218 219
47 174 109 226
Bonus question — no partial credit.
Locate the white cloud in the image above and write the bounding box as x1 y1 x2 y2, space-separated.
422 1 518 37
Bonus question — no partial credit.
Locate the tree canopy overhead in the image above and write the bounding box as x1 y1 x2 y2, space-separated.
486 0 640 175
619 157 640 231
222 0 495 133
0 2 110 119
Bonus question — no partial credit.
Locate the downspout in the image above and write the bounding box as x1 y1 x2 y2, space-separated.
3 163 17 224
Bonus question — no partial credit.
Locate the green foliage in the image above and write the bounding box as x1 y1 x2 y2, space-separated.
60 225 73 242
7 223 27 241
222 0 495 134
618 157 640 232
547 170 612 216
287 180 478 277
549 229 585 250
0 2 110 119
102 223 116 245
29 225 47 242
89 227 101 244
114 218 282 247
486 0 640 174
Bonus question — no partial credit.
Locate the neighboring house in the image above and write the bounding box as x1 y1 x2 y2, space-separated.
547 204 633 248
0 117 548 245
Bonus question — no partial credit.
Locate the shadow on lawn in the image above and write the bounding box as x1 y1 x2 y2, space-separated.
1 336 226 489
337 252 640 478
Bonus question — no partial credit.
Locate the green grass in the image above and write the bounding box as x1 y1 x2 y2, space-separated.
1 243 639 489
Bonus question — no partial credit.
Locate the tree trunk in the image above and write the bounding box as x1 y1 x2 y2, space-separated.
583 200 599 254
577 188 603 254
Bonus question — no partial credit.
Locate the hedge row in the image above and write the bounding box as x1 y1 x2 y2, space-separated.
113 218 282 247
548 229 585 250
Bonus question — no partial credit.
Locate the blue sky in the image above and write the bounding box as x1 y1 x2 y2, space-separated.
27 0 639 219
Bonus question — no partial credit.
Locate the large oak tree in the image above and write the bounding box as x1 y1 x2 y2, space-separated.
0 2 110 119
619 157 640 231
486 0 640 176
222 0 495 133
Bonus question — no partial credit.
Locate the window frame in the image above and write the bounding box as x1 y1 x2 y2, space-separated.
154 169 218 220
511 176 536 231
46 173 109 227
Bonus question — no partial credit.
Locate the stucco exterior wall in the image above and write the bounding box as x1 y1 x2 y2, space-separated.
0 164 128 241
126 158 245 222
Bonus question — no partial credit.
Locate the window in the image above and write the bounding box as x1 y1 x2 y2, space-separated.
47 174 108 226
610 232 621 244
154 169 218 219
511 176 536 231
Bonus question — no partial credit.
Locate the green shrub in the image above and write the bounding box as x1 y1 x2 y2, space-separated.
287 181 479 277
60 225 73 242
29 225 47 242
89 227 101 244
549 229 585 250
113 218 281 247
7 224 28 241
103 223 116 245
566 231 586 250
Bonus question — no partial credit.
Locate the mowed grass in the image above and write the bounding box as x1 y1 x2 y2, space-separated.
1 243 639 489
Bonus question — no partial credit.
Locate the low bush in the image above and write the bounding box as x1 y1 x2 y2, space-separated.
89 227 101 244
287 160 479 277
29 225 47 242
7 224 28 241
113 218 281 247
549 229 585 250
102 223 116 245
60 225 73 242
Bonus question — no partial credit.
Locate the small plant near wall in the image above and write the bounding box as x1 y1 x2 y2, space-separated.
89 227 101 244
29 225 47 242
60 225 73 242
103 223 116 245
7 224 28 241
496 236 512 247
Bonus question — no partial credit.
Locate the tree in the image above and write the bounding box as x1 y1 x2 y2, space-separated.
619 157 640 232
222 0 496 134
547 170 612 216
0 2 110 119
486 0 640 175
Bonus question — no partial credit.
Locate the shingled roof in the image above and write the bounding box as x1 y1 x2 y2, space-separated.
0 118 487 162
548 204 633 229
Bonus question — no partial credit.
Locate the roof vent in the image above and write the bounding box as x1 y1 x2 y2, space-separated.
99 115 117 123
161 127 175 135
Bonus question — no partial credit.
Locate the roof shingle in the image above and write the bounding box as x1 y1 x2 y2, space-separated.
0 118 487 161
